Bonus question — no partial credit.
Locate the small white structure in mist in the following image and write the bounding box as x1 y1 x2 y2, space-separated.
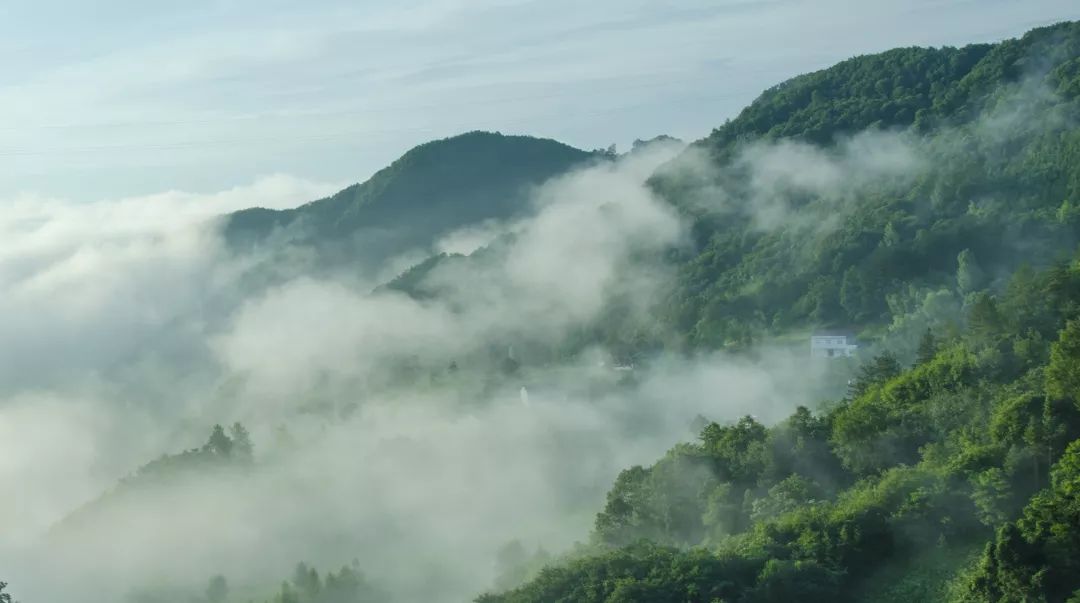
810 332 858 358
520 386 529 406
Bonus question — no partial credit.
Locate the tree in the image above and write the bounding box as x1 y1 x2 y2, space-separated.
494 540 530 591
749 475 825 522
1046 319 1080 404
840 268 872 322
963 440 1080 601
882 221 901 247
292 562 321 600
970 467 1012 525
0 582 15 603
743 559 842 603
700 416 768 485
206 424 233 458
957 248 986 294
967 292 1004 342
847 352 901 399
230 422 254 462
594 466 657 546
205 574 228 603
915 328 938 365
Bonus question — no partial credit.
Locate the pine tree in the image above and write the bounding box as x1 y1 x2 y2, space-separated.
957 248 986 294
1046 319 1080 404
847 352 902 399
230 422 254 462
206 424 233 458
915 328 937 365
293 562 321 600
968 292 1003 342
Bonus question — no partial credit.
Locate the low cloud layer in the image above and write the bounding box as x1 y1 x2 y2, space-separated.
0 148 839 602
0 175 341 391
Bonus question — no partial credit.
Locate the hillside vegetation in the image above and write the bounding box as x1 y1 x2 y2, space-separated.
655 21 1080 351
13 20 1080 603
476 21 1080 603
480 246 1080 603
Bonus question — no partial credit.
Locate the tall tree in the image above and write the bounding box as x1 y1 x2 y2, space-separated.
206 424 233 458
847 352 902 399
1046 319 1080 405
915 328 938 365
293 562 321 600
230 422 254 462
957 248 986 294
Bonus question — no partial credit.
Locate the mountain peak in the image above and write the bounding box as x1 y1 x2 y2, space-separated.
224 131 595 269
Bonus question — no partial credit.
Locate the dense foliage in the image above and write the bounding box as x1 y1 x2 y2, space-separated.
477 21 1080 603
655 21 1080 351
479 254 1080 602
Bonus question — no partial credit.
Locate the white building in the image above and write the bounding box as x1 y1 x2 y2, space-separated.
810 332 858 358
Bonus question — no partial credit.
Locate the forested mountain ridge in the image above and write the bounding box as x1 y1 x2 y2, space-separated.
479 224 1080 603
369 23 1080 360
225 131 598 267
654 20 1080 351
692 19 1077 162
474 20 1080 603
12 20 1080 603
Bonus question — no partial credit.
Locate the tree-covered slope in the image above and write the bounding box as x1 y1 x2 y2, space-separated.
655 20 1080 350
49 424 255 542
694 20 1078 161
225 131 597 266
370 24 1080 360
479 251 1080 603
477 21 1080 603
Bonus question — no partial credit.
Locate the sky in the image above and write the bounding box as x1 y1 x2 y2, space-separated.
0 0 1077 202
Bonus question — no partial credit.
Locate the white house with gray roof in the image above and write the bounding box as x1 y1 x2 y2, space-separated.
810 331 858 358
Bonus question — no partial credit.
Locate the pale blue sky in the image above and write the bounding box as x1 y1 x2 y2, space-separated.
0 0 1076 201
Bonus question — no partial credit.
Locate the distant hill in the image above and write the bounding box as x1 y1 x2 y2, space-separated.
224 131 597 268
371 24 1080 357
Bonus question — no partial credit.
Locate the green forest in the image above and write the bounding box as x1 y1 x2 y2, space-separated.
467 20 1080 603
6 18 1080 603
477 256 1080 601
653 20 1080 352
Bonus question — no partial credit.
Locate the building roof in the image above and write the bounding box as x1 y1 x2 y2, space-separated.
811 329 857 338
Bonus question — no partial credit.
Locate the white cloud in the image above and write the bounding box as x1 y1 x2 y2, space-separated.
0 175 340 391
0 148 831 602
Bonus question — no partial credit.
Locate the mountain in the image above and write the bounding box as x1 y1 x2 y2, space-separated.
477 20 1080 603
652 20 1080 350
368 23 1080 361
36 20 1080 603
224 131 598 268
